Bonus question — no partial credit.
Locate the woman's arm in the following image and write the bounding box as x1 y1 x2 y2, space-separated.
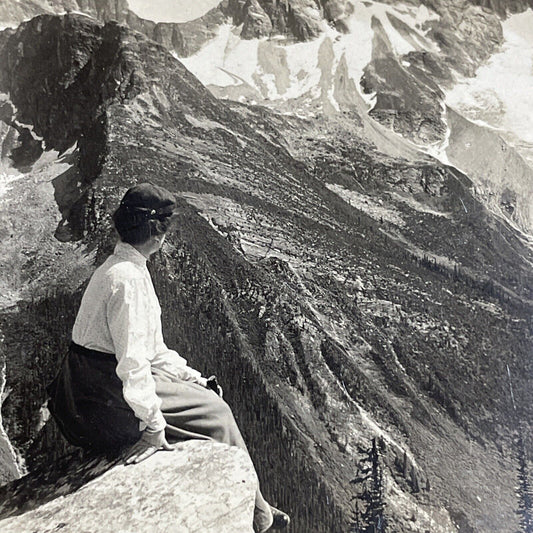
151 331 208 388
107 277 166 431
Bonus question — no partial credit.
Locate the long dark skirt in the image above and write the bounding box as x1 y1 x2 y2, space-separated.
47 343 249 450
47 343 142 450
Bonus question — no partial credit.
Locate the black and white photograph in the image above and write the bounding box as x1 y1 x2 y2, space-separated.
0 0 531 531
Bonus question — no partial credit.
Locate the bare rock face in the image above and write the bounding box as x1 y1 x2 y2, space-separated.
361 16 446 145
145 7 228 57
241 0 273 39
465 0 533 17
0 0 226 57
0 441 257 533
424 2 503 78
225 0 324 40
358 1 504 146
445 108 533 232
0 360 21 485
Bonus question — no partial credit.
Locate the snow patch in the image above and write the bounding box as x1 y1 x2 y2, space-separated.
181 25 259 88
0 361 23 481
0 22 18 30
422 102 452 165
326 183 406 227
445 9 533 164
283 36 324 101
180 0 441 114
380 16 416 56
127 0 221 23
13 120 44 142
413 4 439 27
0 171 23 198
56 10 95 19
365 0 438 55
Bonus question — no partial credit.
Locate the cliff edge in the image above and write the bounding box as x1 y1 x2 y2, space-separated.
0 441 257 532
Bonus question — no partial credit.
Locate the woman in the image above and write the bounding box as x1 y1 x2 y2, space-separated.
47 183 289 532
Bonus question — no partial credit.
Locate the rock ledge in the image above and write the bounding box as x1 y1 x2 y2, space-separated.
0 441 257 532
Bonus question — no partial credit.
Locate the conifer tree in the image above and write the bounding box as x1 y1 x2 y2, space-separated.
517 426 533 533
351 437 387 532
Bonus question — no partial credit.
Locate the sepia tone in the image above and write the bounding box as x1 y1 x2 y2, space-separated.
0 1 532 532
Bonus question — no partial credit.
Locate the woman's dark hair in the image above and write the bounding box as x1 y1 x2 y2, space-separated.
112 205 173 245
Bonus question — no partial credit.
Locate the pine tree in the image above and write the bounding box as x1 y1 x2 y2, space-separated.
351 437 387 532
517 426 533 533
367 438 386 532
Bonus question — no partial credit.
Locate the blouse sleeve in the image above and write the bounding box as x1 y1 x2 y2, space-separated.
151 327 208 387
107 277 166 432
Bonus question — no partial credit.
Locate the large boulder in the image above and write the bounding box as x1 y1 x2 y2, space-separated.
0 441 257 532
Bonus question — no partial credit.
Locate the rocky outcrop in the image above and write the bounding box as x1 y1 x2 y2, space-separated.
321 0 354 31
446 107 533 234
0 0 351 50
240 0 273 39
424 1 503 78
148 8 227 57
0 0 225 57
468 0 533 17
225 0 325 40
0 360 21 485
361 16 447 144
358 1 504 144
0 0 325 55
0 441 257 532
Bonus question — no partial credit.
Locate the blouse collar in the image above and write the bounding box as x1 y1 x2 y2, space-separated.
113 241 147 266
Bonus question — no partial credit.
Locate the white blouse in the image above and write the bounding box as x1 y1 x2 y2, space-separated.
72 241 206 432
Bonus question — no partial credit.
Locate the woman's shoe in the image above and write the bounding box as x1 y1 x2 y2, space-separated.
270 506 290 529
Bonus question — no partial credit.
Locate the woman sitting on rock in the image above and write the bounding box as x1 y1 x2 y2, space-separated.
47 183 289 533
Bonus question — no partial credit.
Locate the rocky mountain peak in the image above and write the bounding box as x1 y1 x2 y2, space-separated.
1 15 131 153
239 0 274 39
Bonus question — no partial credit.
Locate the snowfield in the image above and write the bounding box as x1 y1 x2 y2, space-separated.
180 0 440 111
445 9 533 165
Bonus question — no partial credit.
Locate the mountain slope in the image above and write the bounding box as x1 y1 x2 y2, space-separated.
0 14 532 532
174 0 533 235
2 0 533 238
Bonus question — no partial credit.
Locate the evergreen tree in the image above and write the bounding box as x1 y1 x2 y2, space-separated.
517 426 533 533
351 437 387 532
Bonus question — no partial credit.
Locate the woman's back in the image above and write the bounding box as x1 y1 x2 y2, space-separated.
72 242 158 356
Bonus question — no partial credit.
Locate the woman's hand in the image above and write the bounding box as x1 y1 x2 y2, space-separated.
123 427 174 465
206 375 223 398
